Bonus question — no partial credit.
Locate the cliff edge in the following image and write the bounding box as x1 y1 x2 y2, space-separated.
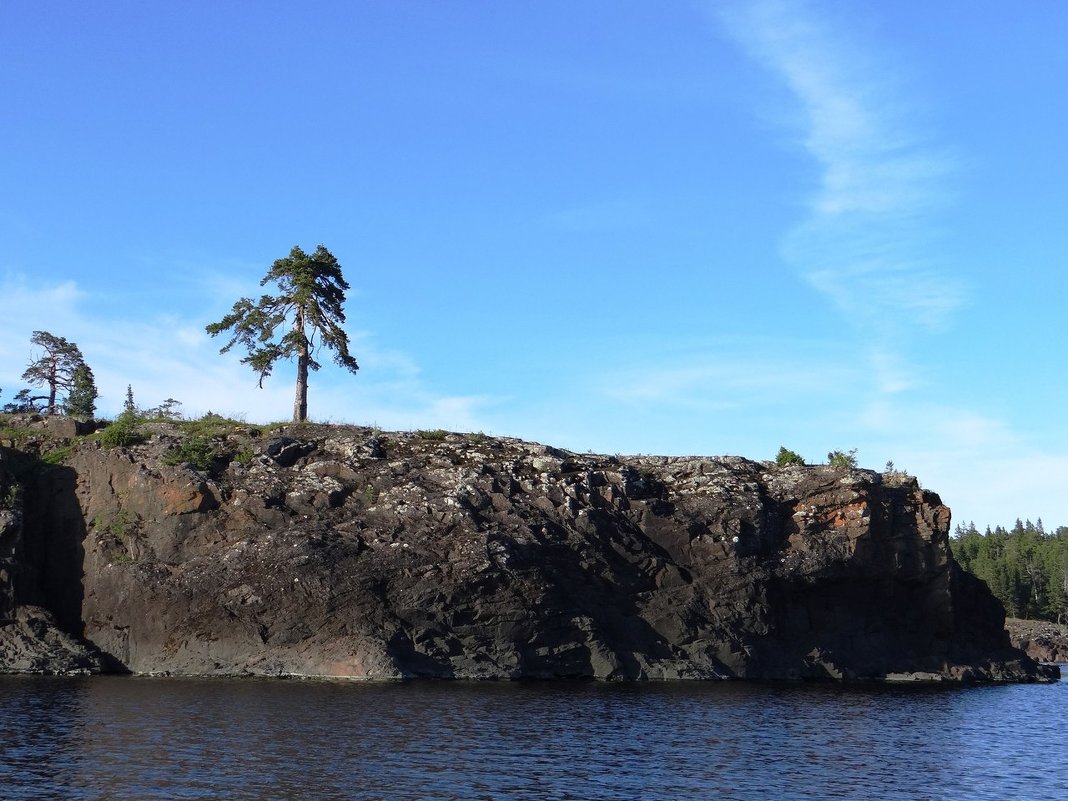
0 419 1057 682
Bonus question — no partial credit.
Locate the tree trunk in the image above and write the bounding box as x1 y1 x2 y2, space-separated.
293 349 309 422
292 307 309 422
47 363 58 416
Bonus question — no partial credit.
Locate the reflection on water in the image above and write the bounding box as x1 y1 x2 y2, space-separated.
1 673 1065 800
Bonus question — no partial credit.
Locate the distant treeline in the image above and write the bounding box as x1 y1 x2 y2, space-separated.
952 519 1068 623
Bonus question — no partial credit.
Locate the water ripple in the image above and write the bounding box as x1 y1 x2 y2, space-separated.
1 674 1065 800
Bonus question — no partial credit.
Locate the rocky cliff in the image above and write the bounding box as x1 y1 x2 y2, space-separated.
0 417 1057 681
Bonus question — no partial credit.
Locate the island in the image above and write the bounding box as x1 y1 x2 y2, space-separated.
0 414 1058 682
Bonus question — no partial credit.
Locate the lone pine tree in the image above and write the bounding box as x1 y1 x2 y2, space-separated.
206 244 359 422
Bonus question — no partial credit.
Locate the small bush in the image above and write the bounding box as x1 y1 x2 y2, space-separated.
94 509 136 540
883 460 912 486
0 426 33 444
161 435 217 471
828 449 858 470
97 418 146 448
775 447 805 467
173 412 246 437
362 484 379 506
416 429 448 441
233 447 256 466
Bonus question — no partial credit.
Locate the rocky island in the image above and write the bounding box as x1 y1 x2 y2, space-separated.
0 415 1058 682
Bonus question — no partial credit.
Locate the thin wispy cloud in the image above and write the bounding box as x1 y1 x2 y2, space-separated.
596 336 857 411
603 358 840 410
716 0 963 334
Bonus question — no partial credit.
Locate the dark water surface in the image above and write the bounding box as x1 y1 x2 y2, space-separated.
1 672 1066 800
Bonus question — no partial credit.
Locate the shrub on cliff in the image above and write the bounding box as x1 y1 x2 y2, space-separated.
161 436 217 471
828 449 858 470
416 429 448 441
174 412 250 437
97 415 146 448
776 447 805 466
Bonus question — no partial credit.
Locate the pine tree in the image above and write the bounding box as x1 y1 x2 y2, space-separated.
206 244 359 422
65 363 98 418
21 331 86 415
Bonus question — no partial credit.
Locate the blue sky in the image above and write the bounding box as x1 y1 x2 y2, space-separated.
2 1 1066 529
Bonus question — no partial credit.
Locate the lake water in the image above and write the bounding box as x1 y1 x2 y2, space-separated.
1 671 1066 800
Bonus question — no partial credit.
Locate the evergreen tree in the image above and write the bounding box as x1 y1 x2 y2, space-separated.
206 244 359 422
775 446 805 466
953 518 1068 622
21 331 86 415
64 363 98 418
150 398 183 420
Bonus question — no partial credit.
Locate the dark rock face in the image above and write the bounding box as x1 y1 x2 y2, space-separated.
0 448 109 674
0 426 1058 681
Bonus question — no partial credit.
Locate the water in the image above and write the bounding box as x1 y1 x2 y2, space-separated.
1 672 1066 800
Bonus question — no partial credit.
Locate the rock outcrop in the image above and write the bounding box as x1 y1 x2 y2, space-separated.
0 421 1058 682
1006 618 1068 664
